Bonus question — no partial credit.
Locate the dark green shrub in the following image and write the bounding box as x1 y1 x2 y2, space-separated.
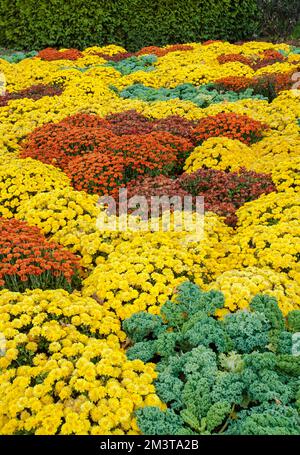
257 1 300 38
291 23 300 40
0 1 259 51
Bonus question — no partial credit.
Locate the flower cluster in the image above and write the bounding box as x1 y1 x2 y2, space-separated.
0 84 63 107
97 52 135 62
250 72 296 101
50 218 122 270
236 191 300 229
0 158 70 217
248 136 300 193
122 175 190 217
0 289 162 434
19 115 115 170
0 218 81 292
20 112 193 195
105 110 153 135
214 76 254 93
0 39 299 436
217 53 253 66
152 116 197 142
252 49 286 70
136 44 193 57
122 168 276 226
178 167 276 226
65 132 191 196
214 72 295 100
37 48 83 61
16 188 101 235
217 49 287 71
184 137 255 173
232 222 300 281
193 112 267 145
208 267 300 315
82 214 235 320
270 156 300 192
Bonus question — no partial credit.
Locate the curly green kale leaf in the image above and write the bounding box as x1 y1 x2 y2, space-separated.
211 371 245 406
268 330 293 354
161 282 224 328
276 354 300 377
225 404 300 435
246 369 295 405
205 401 232 433
223 311 270 353
135 406 183 435
126 340 157 363
122 311 164 343
287 310 300 333
155 371 184 410
250 294 285 331
182 313 231 353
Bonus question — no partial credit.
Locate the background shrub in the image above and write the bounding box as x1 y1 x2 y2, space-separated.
0 0 259 51
257 1 300 38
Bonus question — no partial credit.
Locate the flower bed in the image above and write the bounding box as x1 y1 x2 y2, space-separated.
0 40 299 435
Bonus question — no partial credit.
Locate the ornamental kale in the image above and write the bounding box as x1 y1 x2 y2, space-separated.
287 310 300 333
106 55 157 75
119 83 267 107
123 281 300 435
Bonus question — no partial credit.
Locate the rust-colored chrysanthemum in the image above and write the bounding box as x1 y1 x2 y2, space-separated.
0 218 81 292
193 112 267 145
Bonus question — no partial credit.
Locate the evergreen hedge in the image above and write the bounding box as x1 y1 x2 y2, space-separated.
0 0 259 51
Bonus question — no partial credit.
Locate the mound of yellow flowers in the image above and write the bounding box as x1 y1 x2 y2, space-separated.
0 289 163 435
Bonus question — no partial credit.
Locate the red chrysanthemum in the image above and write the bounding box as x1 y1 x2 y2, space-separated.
214 76 253 93
0 84 63 107
0 218 81 292
37 47 83 61
66 132 183 196
121 175 190 218
20 114 115 170
217 53 253 66
178 167 276 226
193 112 267 145
105 110 154 135
152 116 198 143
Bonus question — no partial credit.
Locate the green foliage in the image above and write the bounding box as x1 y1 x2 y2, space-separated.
106 55 157 75
122 312 164 343
0 1 259 51
223 311 270 353
250 294 285 331
287 310 300 332
0 50 37 63
226 404 300 435
123 282 300 435
135 407 184 435
291 23 300 40
276 354 300 377
257 1 300 38
292 333 300 357
119 83 267 107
